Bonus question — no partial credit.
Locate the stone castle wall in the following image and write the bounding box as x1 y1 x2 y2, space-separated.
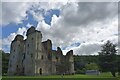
8 26 74 76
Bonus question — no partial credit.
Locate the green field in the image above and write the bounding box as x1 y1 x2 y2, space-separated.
2 72 120 80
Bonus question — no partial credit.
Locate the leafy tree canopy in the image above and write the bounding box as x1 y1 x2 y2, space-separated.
98 40 117 77
85 63 99 70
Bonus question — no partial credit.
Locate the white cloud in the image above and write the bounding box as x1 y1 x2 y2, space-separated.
2 2 118 55
2 27 27 52
0 2 2 25
1 2 68 52
36 20 51 31
60 2 117 27
0 39 2 50
1 2 68 26
2 2 31 26
63 42 103 55
36 2 118 55
27 2 68 22
26 23 33 28
1 0 119 2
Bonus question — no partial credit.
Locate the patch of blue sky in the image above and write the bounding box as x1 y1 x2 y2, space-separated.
23 11 38 27
2 45 10 53
43 9 60 25
2 9 60 38
71 42 80 47
2 12 38 38
62 46 68 50
114 33 118 36
62 42 81 50
52 47 57 50
29 5 60 25
2 23 20 38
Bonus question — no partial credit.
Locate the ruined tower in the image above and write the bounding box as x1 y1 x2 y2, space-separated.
8 26 74 76
8 35 25 75
23 26 43 76
66 50 74 74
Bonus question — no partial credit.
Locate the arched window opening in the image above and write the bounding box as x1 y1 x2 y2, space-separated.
39 68 42 75
41 55 43 60
56 57 58 62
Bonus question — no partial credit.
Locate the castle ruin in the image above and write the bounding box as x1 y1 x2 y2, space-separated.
8 26 74 76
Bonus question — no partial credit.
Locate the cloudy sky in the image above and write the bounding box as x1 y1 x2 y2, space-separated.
1 1 119 55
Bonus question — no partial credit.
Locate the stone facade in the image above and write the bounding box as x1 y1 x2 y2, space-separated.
8 26 74 76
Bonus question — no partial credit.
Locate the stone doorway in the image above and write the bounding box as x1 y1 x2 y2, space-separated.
39 68 42 75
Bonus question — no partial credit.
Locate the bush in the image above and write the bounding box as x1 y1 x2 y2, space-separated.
85 63 99 70
75 68 86 74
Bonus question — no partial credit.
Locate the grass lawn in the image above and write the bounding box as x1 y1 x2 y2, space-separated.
2 72 120 80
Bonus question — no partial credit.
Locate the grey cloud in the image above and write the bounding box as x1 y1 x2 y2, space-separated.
74 42 103 55
2 2 118 55
2 2 31 25
62 2 118 27
31 2 118 55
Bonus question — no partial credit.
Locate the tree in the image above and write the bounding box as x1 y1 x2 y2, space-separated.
85 63 99 70
1 50 10 75
98 40 117 77
117 55 120 76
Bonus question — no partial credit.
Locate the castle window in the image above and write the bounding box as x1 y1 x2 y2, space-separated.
56 57 58 62
17 65 18 68
16 65 20 71
48 54 51 60
23 54 25 59
18 44 20 46
39 68 42 75
31 38 34 40
14 49 15 52
27 44 29 47
31 53 33 58
23 67 24 72
41 55 44 60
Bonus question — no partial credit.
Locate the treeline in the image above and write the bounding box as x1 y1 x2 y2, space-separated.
74 55 99 74
2 51 120 75
74 41 120 77
1 50 10 75
74 55 120 74
1 41 120 77
1 50 102 75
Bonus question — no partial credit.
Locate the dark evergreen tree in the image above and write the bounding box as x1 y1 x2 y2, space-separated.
118 55 120 76
98 40 117 77
1 50 10 75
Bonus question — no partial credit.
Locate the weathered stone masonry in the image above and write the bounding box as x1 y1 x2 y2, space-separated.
8 26 74 76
